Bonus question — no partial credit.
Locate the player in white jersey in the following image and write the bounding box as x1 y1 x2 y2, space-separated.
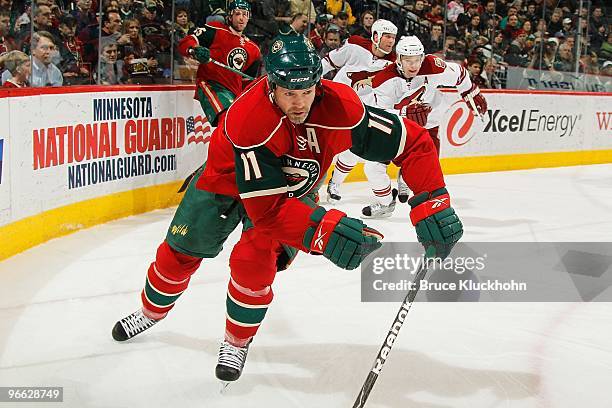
330 36 488 217
323 20 399 217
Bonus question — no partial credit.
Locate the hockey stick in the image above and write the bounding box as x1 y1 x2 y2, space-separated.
209 58 254 81
352 256 430 408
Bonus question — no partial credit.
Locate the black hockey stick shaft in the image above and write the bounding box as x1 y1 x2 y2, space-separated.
352 260 430 408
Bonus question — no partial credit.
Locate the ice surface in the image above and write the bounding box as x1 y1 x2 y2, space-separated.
1 164 611 407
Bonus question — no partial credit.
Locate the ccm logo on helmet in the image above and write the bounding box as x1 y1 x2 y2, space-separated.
290 77 309 82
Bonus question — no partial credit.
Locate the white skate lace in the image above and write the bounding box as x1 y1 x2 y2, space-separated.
121 310 157 338
218 341 248 371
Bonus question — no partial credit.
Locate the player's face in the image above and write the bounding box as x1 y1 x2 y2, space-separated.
378 33 396 53
400 55 424 78
230 9 249 32
273 85 317 125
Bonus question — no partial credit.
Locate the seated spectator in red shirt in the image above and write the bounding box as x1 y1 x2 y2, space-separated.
425 4 444 26
309 14 330 50
0 50 30 87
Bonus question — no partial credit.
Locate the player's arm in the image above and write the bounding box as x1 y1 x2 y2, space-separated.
444 61 487 116
350 105 462 258
321 42 355 76
234 144 383 270
177 25 217 61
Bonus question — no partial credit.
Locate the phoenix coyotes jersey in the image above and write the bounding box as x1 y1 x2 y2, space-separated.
197 78 445 250
371 55 473 129
322 35 396 101
178 22 261 97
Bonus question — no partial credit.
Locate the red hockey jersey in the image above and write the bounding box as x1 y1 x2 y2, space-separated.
178 22 261 97
198 78 445 251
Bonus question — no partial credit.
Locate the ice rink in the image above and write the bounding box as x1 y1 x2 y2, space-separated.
1 164 611 408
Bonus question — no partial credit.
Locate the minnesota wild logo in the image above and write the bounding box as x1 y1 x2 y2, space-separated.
281 155 320 198
271 40 284 53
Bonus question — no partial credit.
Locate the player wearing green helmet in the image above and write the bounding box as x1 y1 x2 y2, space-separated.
113 34 462 387
178 0 260 126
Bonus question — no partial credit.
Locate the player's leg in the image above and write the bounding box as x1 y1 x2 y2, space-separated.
362 161 398 218
327 149 360 203
112 167 245 341
196 80 236 127
216 227 282 381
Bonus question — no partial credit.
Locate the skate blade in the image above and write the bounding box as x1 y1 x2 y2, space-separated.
219 381 232 394
360 212 394 219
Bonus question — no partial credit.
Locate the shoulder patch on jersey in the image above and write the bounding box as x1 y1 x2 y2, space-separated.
417 54 447 76
372 63 401 88
347 35 374 53
305 80 365 129
224 77 286 149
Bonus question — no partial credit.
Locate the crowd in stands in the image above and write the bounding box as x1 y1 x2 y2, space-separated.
0 0 610 88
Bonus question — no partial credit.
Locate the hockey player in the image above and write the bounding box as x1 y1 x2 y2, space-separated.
112 35 463 384
177 0 261 126
323 19 399 216
368 35 488 203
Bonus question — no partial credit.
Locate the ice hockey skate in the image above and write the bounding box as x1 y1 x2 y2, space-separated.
397 173 410 203
112 308 162 342
327 178 342 204
216 340 250 390
361 189 398 218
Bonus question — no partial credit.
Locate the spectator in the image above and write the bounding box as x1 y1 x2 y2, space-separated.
425 4 444 26
97 36 124 84
118 0 133 20
481 58 503 88
0 9 17 54
30 31 63 86
280 12 308 36
79 10 123 68
0 50 30 87
119 18 158 78
319 26 341 58
499 6 519 30
289 0 316 24
412 0 426 20
504 29 529 67
310 13 330 50
57 14 90 84
529 38 557 71
598 32 612 61
481 1 496 26
70 0 96 33
589 7 607 35
524 2 539 25
331 11 349 41
425 23 444 54
467 58 486 87
349 10 374 39
561 17 573 37
174 7 194 40
502 14 521 41
522 20 533 36
554 42 577 73
326 0 356 26
547 9 563 36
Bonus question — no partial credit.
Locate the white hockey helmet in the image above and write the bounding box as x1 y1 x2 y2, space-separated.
395 36 425 73
371 19 398 54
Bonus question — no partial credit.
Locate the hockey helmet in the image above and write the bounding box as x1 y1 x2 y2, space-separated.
265 35 323 90
395 36 425 74
371 19 397 54
228 0 250 15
